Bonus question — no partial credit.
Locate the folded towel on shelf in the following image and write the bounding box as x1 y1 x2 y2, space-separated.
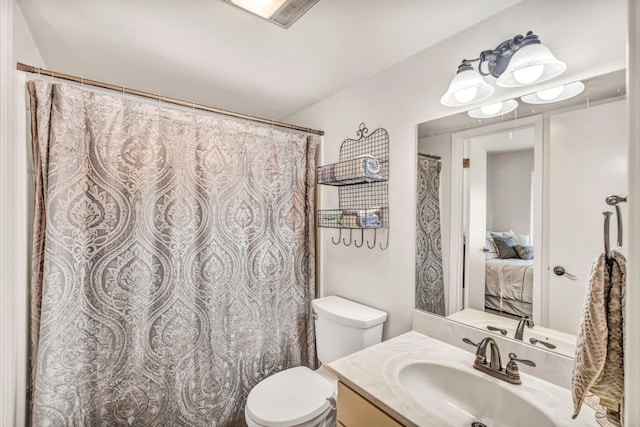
340 216 357 228
317 217 342 228
572 247 626 422
336 155 381 182
342 207 379 216
317 163 337 184
341 208 381 228
341 216 380 228
357 214 381 228
317 155 381 184
319 211 342 220
317 211 343 228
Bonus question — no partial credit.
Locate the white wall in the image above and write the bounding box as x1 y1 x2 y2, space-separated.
486 149 534 235
287 0 626 340
1 1 45 425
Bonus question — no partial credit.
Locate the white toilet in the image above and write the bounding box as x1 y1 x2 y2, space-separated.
244 295 387 427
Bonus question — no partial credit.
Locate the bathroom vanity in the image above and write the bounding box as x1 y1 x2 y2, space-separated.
329 331 599 427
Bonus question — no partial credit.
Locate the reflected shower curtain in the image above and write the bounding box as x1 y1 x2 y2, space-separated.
28 81 316 426
415 155 445 315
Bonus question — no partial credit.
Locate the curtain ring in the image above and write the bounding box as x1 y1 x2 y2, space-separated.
80 76 84 89
51 70 55 84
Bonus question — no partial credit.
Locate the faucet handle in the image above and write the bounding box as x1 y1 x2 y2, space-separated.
505 353 536 384
462 338 478 347
508 352 536 367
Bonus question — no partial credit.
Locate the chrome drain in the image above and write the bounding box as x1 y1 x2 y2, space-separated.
471 423 488 427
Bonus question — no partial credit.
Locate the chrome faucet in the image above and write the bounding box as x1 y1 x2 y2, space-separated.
514 316 534 340
475 337 502 370
463 337 536 385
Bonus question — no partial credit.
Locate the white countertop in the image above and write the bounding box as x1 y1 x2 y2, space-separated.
328 331 598 427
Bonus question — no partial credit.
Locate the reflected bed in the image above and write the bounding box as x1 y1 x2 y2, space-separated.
484 258 534 318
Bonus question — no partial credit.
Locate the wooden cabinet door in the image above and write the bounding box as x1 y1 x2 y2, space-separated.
337 381 404 427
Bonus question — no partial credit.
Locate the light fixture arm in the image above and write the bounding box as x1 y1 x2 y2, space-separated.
455 31 542 78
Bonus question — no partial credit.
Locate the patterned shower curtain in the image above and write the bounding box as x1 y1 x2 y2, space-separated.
415 155 445 315
28 80 316 426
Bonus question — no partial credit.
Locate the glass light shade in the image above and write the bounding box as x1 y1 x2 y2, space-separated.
440 69 494 106
480 101 503 115
536 85 565 100
513 64 544 84
468 99 519 118
496 43 567 88
228 0 287 18
453 87 478 104
520 81 585 104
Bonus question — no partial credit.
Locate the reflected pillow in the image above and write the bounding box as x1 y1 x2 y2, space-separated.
485 236 499 260
507 230 530 246
514 245 534 260
490 233 518 259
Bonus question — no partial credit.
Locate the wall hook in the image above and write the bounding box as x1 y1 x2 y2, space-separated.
354 229 364 248
343 229 353 246
331 229 342 245
379 229 389 250
367 229 377 249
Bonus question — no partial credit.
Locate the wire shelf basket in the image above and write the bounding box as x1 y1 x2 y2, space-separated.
316 123 389 249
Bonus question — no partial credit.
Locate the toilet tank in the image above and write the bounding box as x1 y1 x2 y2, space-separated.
311 295 387 365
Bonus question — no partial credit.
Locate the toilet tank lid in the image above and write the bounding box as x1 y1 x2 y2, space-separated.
312 296 387 328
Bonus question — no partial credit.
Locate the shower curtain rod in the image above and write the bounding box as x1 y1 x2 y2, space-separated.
16 62 324 136
418 153 441 160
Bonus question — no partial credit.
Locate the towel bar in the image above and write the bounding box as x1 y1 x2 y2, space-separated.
603 194 627 267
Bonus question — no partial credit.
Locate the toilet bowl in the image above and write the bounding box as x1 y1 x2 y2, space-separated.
245 366 336 427
244 296 387 427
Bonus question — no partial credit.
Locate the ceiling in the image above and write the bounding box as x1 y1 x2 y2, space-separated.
16 0 521 120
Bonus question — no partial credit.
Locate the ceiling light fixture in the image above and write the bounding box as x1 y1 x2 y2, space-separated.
468 99 519 118
223 0 319 28
441 31 566 107
520 81 585 104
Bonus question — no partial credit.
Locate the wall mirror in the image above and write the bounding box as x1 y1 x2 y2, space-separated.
415 69 627 357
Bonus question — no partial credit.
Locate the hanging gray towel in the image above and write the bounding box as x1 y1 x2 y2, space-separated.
572 247 626 421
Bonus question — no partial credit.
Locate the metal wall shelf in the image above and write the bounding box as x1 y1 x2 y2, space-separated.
316 123 389 249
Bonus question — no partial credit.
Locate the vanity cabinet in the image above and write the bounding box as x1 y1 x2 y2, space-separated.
337 381 403 427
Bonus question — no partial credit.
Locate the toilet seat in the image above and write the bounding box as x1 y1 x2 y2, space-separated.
245 366 335 427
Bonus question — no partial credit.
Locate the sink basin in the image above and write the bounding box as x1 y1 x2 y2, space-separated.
332 332 596 426
396 361 556 427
